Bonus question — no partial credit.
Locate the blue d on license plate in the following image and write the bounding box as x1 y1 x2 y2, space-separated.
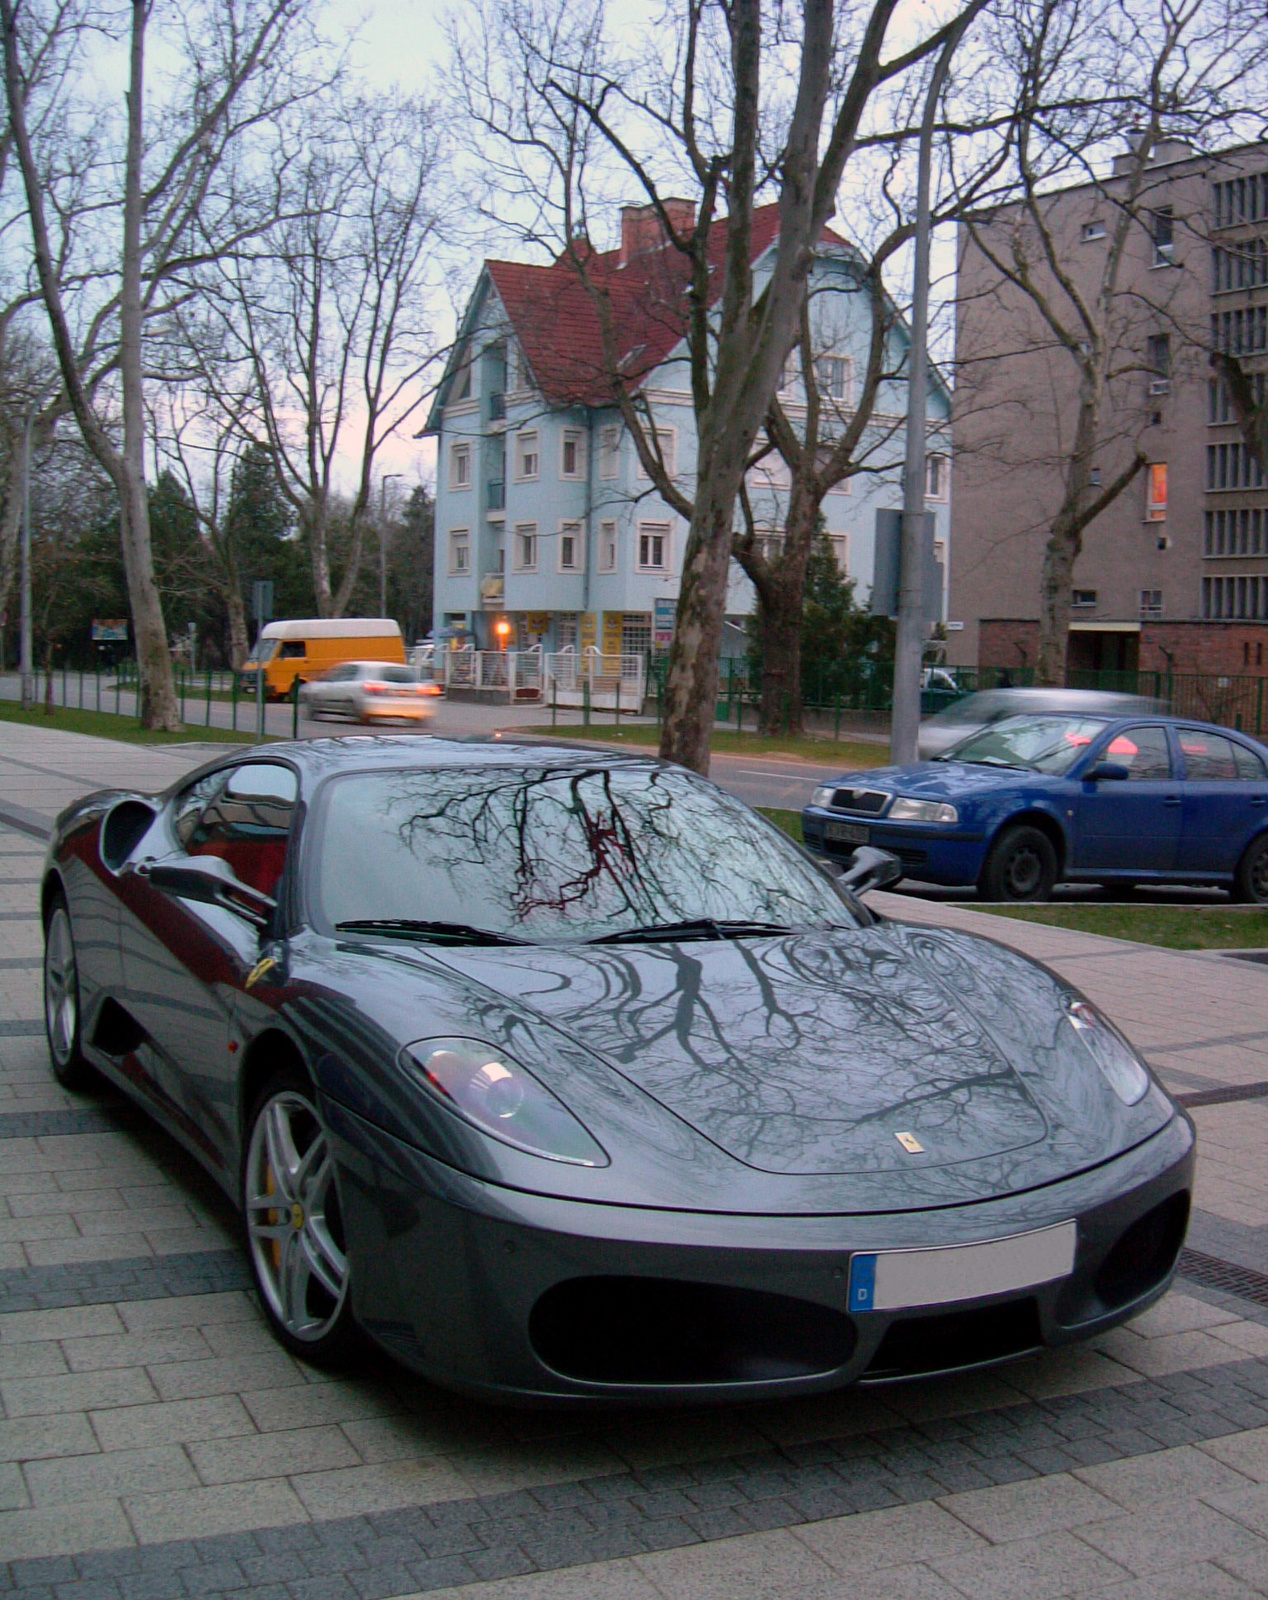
847 1221 1077 1313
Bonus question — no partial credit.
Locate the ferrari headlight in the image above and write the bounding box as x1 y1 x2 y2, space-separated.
1063 997 1151 1105
400 1038 608 1166
887 797 959 824
811 785 836 808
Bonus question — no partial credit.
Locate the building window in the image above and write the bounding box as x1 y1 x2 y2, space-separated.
598 520 618 573
450 442 471 490
1071 589 1098 609
449 359 472 403
1205 574 1268 620
514 430 539 481
637 521 670 571
621 614 652 657
558 521 582 572
1146 333 1171 393
447 530 470 575
599 425 620 481
926 453 949 500
635 427 677 481
1151 207 1174 267
560 429 585 480
831 534 848 572
1145 462 1168 521
512 523 537 571
816 356 853 403
1139 589 1163 618
1082 220 1106 241
556 614 578 650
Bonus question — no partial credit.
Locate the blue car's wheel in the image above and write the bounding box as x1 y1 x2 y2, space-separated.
979 825 1057 902
1235 835 1268 904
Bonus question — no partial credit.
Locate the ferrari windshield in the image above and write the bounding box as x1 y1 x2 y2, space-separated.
945 713 1112 774
311 762 862 943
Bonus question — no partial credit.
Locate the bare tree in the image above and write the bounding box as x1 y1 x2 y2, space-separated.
952 0 1268 685
455 0 981 775
1 0 325 726
206 91 445 619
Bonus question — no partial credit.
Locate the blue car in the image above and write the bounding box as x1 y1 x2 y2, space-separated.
801 711 1268 901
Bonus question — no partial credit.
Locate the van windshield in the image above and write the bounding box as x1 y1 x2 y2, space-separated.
243 640 280 665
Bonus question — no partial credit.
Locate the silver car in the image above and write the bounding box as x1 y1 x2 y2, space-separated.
299 661 440 725
917 687 1165 760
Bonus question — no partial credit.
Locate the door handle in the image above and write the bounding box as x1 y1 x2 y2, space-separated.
1162 796 1182 807
1251 797 1267 807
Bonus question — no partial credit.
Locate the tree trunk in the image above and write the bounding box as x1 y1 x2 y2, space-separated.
306 502 334 618
1034 382 1100 687
118 0 179 730
658 477 739 774
331 516 366 618
757 480 819 736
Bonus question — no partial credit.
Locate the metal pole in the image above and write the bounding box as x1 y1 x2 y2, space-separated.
19 403 35 711
889 22 973 765
379 473 403 618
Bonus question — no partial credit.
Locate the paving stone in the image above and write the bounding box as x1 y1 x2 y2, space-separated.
88 1395 256 1452
929 1528 1130 1599
121 1479 307 1545
936 1471 1124 1543
1075 1496 1263 1576
24 1444 198 1506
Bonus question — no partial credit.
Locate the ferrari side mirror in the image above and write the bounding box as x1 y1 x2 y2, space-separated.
142 857 276 930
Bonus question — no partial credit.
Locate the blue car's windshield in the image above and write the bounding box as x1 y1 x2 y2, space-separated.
944 713 1112 774
310 762 863 943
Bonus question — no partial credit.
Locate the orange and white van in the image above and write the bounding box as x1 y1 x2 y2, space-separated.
240 619 406 701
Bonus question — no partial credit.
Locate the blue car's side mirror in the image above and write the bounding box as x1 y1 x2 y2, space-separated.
1086 761 1130 782
838 846 904 894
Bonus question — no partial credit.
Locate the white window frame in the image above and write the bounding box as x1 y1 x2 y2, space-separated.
557 520 582 573
816 354 854 405
926 453 950 501
447 529 471 576
514 430 540 483
1081 220 1106 241
829 533 848 573
598 519 618 573
635 426 677 482
560 428 586 481
599 425 620 481
636 520 671 572
1145 462 1168 522
450 441 472 491
512 522 538 572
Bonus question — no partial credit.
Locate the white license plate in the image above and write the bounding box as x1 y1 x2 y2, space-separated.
826 820 869 845
847 1221 1077 1313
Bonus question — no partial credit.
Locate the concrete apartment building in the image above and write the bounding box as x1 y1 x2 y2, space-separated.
424 202 950 658
950 137 1268 680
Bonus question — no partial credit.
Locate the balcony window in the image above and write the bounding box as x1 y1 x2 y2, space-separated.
1146 462 1168 521
637 521 670 572
513 523 537 572
515 431 539 482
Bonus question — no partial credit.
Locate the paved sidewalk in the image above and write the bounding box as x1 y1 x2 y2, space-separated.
6 725 1268 1597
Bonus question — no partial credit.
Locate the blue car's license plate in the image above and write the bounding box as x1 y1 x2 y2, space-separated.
847 1221 1077 1313
825 820 869 845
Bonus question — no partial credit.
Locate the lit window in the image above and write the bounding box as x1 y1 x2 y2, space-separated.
450 443 471 490
598 520 618 573
448 530 470 575
515 431 539 481
926 454 949 500
561 430 585 480
513 523 537 571
599 426 620 480
637 522 670 571
558 522 581 572
1146 462 1168 521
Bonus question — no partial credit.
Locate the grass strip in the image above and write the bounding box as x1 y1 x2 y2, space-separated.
756 807 805 843
976 902 1268 950
0 702 264 747
521 723 887 767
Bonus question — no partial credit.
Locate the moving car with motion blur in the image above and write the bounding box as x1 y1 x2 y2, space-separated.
917 687 1164 760
805 711 1268 901
298 661 441 725
42 738 1193 1401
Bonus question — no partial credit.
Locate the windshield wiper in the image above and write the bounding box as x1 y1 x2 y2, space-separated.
335 918 528 947
960 756 1034 770
588 918 819 946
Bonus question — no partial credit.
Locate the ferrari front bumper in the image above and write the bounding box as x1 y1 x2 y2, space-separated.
325 1099 1195 1406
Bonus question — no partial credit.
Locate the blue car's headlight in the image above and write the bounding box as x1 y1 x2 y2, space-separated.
1063 997 1151 1105
400 1037 609 1166
888 797 958 824
811 785 836 808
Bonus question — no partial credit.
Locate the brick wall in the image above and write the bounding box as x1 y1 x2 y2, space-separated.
978 617 1268 677
979 619 1041 671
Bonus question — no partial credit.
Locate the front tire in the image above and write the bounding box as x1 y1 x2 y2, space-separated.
242 1072 358 1364
1234 834 1268 903
979 825 1058 902
43 893 93 1089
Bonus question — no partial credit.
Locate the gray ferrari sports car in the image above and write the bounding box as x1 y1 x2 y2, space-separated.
41 737 1194 1403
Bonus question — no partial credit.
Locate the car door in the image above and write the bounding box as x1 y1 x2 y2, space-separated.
117 762 298 1172
1176 728 1268 875
1069 724 1181 875
321 663 358 716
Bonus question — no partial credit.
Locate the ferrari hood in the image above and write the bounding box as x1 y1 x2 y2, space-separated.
432 925 1055 1177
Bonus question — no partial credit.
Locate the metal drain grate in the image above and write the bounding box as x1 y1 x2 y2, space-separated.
1178 1248 1268 1309
1176 1081 1268 1109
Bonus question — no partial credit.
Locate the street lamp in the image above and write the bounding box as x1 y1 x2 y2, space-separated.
379 473 403 618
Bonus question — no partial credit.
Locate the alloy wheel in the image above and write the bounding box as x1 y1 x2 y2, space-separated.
245 1089 349 1343
44 906 78 1069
